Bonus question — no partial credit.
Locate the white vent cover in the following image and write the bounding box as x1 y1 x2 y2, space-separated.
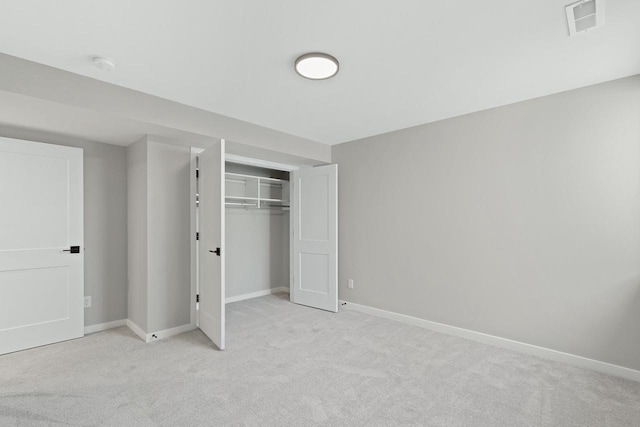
566 0 604 36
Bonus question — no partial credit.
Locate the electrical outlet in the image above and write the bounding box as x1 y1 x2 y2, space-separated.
84 296 92 308
348 279 354 289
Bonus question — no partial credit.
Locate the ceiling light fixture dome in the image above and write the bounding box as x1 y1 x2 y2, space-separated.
295 53 339 80
92 56 117 71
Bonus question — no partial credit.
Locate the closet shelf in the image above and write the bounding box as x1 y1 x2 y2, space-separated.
225 200 290 209
226 172 285 183
225 171 290 210
225 196 286 203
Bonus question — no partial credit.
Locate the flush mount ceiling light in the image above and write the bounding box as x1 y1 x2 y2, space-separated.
294 53 339 80
92 56 117 71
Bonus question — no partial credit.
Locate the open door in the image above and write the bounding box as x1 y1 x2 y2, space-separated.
292 164 338 312
198 140 225 350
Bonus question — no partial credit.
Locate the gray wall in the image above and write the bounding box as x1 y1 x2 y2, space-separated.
226 211 289 298
332 75 640 371
127 137 148 331
127 136 192 333
0 53 331 164
225 163 290 298
147 139 191 331
0 126 128 327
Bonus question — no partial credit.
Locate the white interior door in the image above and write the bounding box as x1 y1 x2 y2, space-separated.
0 137 84 355
292 164 338 312
198 140 225 350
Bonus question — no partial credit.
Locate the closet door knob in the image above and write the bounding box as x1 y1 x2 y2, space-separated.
209 248 221 256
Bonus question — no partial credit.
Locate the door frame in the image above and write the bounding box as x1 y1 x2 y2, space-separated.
189 146 204 329
189 147 300 328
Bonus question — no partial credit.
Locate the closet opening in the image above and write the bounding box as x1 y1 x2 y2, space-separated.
224 162 291 304
191 144 338 350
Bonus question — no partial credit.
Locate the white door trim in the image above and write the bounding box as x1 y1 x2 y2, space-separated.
225 153 299 172
190 147 204 329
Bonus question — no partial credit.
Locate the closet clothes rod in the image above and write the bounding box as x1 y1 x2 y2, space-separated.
225 202 290 209
225 177 285 187
225 178 248 185
225 202 258 207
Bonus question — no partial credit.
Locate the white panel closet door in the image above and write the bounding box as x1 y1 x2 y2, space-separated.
292 164 338 312
198 140 225 350
0 137 84 355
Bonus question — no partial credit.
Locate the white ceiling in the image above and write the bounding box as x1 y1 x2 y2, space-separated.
0 0 638 145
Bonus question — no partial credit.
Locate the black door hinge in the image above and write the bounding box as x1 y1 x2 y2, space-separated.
196 169 199 179
196 294 200 303
196 232 199 240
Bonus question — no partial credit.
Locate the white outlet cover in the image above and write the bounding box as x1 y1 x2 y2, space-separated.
348 279 354 289
84 296 91 308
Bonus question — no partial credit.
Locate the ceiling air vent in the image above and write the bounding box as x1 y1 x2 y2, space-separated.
565 0 604 36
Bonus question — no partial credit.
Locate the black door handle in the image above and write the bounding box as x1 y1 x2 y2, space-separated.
209 248 221 256
63 246 80 253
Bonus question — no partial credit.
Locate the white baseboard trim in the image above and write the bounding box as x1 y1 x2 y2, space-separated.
147 323 195 342
339 300 640 383
126 319 148 342
226 286 290 304
84 319 126 335
127 320 195 343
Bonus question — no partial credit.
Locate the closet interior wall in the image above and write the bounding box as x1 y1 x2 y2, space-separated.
225 162 290 299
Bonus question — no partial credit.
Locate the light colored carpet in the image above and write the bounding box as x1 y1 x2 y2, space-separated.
1 294 639 426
